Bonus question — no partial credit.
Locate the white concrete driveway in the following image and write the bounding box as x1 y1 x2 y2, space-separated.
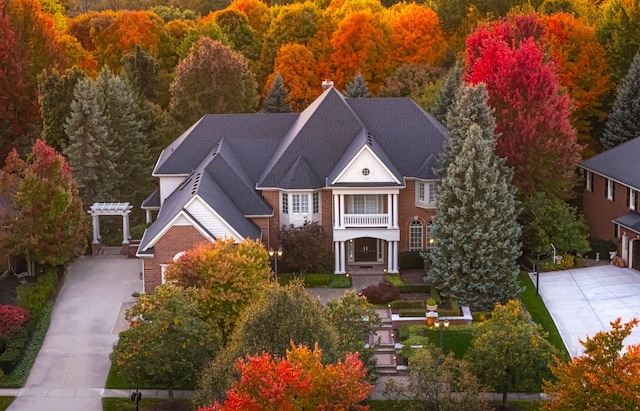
534 265 640 358
7 253 142 411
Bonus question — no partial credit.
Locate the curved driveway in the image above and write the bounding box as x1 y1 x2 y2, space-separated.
8 253 142 411
535 265 640 357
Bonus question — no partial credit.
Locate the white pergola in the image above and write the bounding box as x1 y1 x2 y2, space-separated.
88 202 133 245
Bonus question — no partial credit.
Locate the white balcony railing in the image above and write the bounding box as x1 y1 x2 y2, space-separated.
343 214 389 227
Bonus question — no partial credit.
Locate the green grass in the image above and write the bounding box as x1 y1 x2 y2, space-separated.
0 397 15 411
105 363 193 390
399 324 474 359
278 273 351 288
384 273 403 286
103 398 190 411
518 271 570 360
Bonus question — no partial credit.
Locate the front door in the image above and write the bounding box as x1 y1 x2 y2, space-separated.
354 237 377 262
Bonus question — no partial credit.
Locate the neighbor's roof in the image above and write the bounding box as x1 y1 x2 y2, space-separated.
579 137 640 189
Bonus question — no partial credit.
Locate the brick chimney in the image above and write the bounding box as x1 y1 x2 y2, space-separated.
322 79 334 91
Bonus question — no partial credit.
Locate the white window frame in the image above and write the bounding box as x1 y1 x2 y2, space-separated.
606 179 615 201
409 220 423 251
631 188 637 211
160 264 168 284
292 193 309 215
585 170 593 192
313 192 320 214
416 181 437 207
282 193 289 214
348 194 383 214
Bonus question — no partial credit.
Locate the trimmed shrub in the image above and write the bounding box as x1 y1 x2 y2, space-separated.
398 251 425 269
397 284 431 294
0 327 30 374
360 281 400 304
0 306 29 341
16 270 59 316
587 238 617 260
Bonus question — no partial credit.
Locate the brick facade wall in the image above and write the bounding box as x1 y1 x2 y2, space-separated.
142 225 207 293
583 174 631 246
397 181 437 252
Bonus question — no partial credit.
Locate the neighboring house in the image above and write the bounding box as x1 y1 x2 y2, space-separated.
137 83 447 292
579 137 640 269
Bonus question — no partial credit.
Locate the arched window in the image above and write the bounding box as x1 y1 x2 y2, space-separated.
409 220 423 251
426 221 435 248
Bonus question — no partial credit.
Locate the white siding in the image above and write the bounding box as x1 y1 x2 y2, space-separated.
159 176 187 205
333 146 398 184
185 197 242 241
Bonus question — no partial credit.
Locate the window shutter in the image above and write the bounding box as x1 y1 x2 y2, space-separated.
612 182 616 201
627 187 631 207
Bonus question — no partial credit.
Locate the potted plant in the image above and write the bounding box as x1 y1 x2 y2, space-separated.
426 297 438 312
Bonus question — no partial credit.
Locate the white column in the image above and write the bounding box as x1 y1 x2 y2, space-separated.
333 194 339 228
122 213 130 245
393 241 399 272
92 215 100 244
339 194 345 228
393 194 399 228
387 241 393 273
387 194 392 228
145 209 152 224
334 242 340 274
340 241 346 273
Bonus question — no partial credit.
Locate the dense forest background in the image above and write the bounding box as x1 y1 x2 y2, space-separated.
1 0 639 230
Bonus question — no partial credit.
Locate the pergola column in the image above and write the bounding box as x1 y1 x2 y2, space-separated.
122 212 130 245
92 215 100 244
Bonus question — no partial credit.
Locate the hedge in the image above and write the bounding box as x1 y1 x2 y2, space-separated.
398 251 425 269
16 270 59 316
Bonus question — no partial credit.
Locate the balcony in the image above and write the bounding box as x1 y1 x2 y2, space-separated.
343 214 389 227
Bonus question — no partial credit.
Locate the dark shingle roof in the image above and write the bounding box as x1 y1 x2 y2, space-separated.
579 138 640 189
145 87 448 250
141 189 160 209
614 211 640 234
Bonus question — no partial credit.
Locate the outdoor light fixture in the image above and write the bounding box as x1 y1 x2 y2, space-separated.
434 318 450 350
268 246 283 282
130 389 142 411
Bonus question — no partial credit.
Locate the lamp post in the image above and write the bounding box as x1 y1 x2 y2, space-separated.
434 318 449 350
130 389 142 411
268 246 283 282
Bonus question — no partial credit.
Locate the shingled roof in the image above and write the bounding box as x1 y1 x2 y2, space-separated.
579 137 640 189
139 86 447 254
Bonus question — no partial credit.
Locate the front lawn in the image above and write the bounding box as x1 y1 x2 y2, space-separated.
0 397 15 411
518 272 569 360
103 398 190 411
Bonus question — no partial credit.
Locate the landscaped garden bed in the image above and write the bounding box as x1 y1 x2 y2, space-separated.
277 273 351 288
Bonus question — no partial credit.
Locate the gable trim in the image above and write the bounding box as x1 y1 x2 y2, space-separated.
184 195 246 242
331 145 401 186
139 209 214 253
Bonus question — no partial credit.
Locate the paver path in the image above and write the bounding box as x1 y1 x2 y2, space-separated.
8 253 142 411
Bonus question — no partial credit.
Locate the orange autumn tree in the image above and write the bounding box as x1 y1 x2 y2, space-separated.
227 0 270 38
387 3 447 67
267 43 320 111
543 318 640 410
199 343 374 411
91 10 164 70
330 9 390 92
541 12 611 156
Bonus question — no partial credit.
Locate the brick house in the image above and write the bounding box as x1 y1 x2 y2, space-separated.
137 84 447 292
579 137 640 269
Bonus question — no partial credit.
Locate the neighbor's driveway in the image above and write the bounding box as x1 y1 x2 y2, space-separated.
535 265 640 357
8 253 142 411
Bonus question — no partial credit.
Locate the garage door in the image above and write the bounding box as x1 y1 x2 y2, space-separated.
633 240 640 271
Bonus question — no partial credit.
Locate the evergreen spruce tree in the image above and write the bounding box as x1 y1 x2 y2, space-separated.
426 86 522 311
601 52 640 150
345 71 370 98
431 61 463 125
64 77 117 206
97 67 154 207
437 82 496 178
122 45 159 103
262 72 292 113
37 67 86 153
